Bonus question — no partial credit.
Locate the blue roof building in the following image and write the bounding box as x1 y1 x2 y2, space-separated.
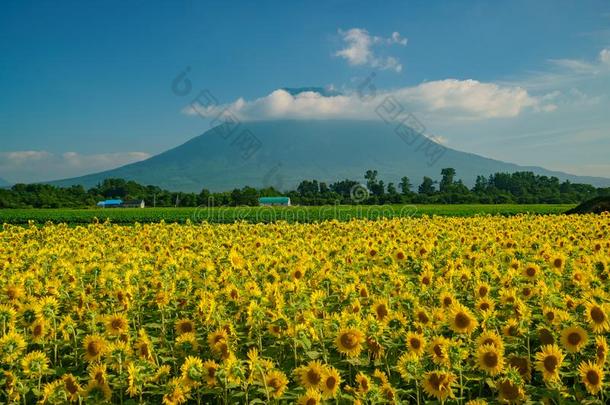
97 199 123 208
258 196 290 206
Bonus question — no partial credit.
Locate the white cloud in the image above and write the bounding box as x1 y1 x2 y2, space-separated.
335 28 407 72
0 151 150 183
600 48 610 64
185 79 551 122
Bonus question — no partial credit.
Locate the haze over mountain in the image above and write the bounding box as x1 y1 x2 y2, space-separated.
50 120 610 192
0 178 10 188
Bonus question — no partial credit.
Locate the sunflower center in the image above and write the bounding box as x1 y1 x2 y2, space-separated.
539 329 554 345
499 381 520 400
526 267 536 277
87 341 101 356
306 399 316 405
586 370 600 385
553 258 563 268
340 332 358 350
480 302 490 311
443 297 452 306
180 322 193 333
591 307 605 323
410 338 421 350
543 355 558 372
567 332 581 346
307 369 321 384
417 312 429 323
483 352 498 368
326 376 337 389
546 311 555 321
376 304 388 320
509 357 529 377
268 378 281 390
428 373 444 390
207 367 216 378
455 312 471 329
33 324 43 337
65 378 78 394
111 319 123 330
294 270 303 279
478 286 488 297
433 344 443 357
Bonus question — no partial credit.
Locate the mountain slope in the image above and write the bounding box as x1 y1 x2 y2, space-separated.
49 120 610 192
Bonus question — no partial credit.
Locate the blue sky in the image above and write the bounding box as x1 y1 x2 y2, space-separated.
1 0 609 183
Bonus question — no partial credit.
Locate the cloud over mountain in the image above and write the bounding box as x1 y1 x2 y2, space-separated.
184 79 553 122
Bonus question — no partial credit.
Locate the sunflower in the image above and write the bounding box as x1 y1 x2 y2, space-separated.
502 318 522 337
477 344 504 376
508 355 531 381
429 336 451 365
414 308 431 326
265 370 288 399
62 374 82 402
584 302 609 333
40 380 64 404
381 383 396 402
559 325 588 353
419 269 433 287
439 291 456 308
162 377 190 405
549 254 566 272
30 317 47 343
355 372 370 393
89 363 108 385
21 350 50 378
402 331 425 358
523 263 540 279
372 299 390 322
207 328 228 349
0 331 27 363
535 344 564 382
595 336 608 365
83 334 108 362
421 370 456 401
105 314 129 336
496 377 525 403
202 360 219 387
475 282 491 298
135 329 154 362
295 360 325 389
448 303 478 334
476 330 504 351
578 360 604 395
335 328 365 357
83 380 112 403
180 356 204 388
297 388 321 405
176 332 199 353
321 366 341 399
538 328 555 346
174 319 195 335
476 297 495 313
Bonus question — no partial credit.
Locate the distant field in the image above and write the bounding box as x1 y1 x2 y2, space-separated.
0 204 576 224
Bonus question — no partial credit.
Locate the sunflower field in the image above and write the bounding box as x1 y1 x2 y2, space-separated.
0 214 609 404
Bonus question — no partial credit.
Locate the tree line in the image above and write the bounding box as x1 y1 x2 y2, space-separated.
0 169 608 208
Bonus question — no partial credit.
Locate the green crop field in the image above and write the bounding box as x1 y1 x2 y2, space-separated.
0 204 576 225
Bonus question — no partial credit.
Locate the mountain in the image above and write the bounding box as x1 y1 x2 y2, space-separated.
49 120 610 192
0 177 11 188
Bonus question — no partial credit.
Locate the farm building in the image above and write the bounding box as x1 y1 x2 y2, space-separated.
122 200 146 208
96 199 123 208
96 199 145 208
258 196 291 206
